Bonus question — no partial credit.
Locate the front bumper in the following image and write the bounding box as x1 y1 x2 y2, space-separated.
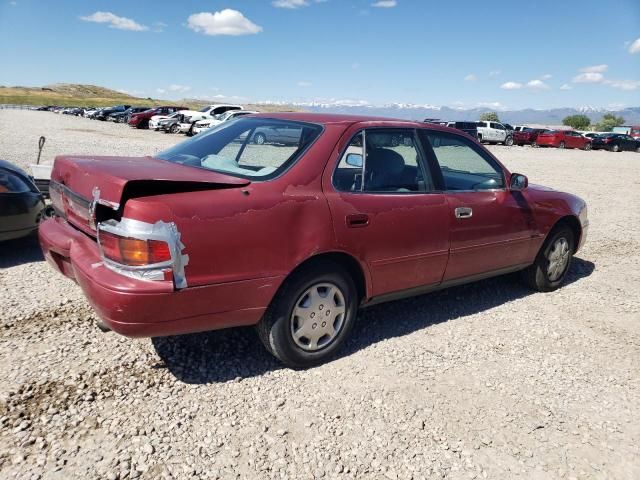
39 217 279 337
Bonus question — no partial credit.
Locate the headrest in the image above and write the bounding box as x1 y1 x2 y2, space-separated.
366 148 405 175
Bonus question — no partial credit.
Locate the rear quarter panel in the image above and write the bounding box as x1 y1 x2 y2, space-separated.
121 123 351 289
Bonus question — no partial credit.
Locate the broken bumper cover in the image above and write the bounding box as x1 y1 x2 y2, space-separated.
38 217 281 337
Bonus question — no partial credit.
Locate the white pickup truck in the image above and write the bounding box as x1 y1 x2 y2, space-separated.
476 121 514 146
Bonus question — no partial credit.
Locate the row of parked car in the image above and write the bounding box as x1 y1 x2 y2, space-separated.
38 103 260 137
429 120 640 152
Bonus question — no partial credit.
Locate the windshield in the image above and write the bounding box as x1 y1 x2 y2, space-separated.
199 106 212 113
156 118 323 180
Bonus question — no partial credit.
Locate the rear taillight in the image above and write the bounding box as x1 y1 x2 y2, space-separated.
97 218 189 289
50 183 64 214
99 231 171 266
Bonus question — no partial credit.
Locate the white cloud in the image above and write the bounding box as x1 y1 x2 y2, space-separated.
273 0 308 8
605 79 640 91
500 81 523 90
372 0 397 7
572 72 604 83
560 84 572 90
9 1 17 5
187 9 262 36
272 0 326 8
541 74 552 80
580 64 608 73
476 102 506 110
168 84 191 93
488 70 501 77
80 11 148 31
629 38 640 54
297 81 313 87
527 79 550 90
156 88 166 94
464 74 477 81
152 22 167 33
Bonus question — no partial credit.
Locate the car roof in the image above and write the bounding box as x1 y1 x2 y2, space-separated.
251 112 428 126
249 112 475 137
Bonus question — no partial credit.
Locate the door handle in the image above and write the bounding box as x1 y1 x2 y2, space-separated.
455 207 473 219
346 213 370 228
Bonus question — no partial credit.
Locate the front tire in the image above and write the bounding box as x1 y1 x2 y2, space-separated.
504 136 514 146
559 141 565 149
257 262 358 368
522 227 574 292
584 142 592 151
612 144 620 152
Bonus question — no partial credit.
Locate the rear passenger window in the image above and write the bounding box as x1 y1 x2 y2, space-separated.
333 129 434 193
424 132 505 191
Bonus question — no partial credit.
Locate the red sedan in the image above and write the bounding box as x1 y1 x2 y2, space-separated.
128 106 187 129
513 128 549 147
39 113 588 367
536 130 592 150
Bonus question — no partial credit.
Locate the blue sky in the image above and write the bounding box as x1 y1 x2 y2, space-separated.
1 0 639 110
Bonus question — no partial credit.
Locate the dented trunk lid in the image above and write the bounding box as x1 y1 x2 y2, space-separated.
51 155 249 235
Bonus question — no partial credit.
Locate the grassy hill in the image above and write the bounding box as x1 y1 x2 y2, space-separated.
0 83 301 112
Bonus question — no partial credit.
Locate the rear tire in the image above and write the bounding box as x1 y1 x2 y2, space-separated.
612 144 620 152
254 132 267 145
256 261 358 368
584 142 592 151
559 141 565 149
521 227 574 292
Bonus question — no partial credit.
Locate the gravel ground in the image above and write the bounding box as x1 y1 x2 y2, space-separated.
1 110 639 480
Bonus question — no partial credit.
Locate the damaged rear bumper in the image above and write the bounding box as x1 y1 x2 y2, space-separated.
39 217 281 337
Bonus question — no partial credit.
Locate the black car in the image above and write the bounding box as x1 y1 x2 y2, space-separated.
444 121 479 139
95 105 131 121
0 160 48 242
591 133 640 152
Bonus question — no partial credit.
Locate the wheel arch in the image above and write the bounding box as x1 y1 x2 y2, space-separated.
284 251 369 305
550 215 582 253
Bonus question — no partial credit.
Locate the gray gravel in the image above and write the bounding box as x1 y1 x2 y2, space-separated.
1 110 640 479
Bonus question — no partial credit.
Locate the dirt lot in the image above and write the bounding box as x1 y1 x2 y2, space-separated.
1 110 639 480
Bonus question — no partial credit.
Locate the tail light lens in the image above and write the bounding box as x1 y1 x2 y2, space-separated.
99 230 172 266
97 218 189 289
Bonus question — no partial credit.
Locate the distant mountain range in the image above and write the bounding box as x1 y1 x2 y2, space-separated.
3 83 637 125
293 103 640 125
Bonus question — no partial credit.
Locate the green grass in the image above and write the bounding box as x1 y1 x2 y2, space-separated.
0 83 303 112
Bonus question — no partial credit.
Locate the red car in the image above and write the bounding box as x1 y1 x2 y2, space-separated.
513 128 549 147
128 106 187 129
39 114 588 367
536 130 592 150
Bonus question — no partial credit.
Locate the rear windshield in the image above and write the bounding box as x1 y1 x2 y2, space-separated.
156 118 323 180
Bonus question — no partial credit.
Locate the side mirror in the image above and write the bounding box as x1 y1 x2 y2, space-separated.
510 173 528 191
346 153 363 168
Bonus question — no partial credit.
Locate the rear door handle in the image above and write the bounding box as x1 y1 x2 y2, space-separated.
346 213 370 228
455 207 473 219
